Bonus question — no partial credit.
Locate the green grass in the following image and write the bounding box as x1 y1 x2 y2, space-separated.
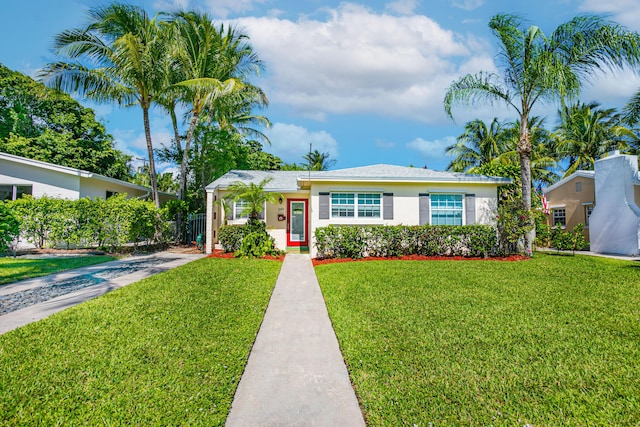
0 256 115 286
315 253 640 426
0 258 281 426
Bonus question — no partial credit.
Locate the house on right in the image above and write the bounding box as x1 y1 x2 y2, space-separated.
544 151 640 255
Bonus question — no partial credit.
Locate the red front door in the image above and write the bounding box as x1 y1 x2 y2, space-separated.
287 199 308 247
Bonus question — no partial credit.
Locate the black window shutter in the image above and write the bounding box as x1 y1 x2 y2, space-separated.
383 193 393 220
419 193 430 225
319 192 330 219
465 194 476 224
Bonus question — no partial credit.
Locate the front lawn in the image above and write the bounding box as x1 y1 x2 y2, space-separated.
315 254 640 426
0 255 115 286
0 258 281 426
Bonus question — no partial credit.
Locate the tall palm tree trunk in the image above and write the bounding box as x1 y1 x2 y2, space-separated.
143 106 160 208
179 111 200 204
518 117 534 255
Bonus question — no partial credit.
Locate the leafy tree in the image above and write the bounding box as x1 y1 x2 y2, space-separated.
223 177 282 221
41 3 170 207
0 64 131 179
553 102 637 177
303 149 336 171
444 13 640 254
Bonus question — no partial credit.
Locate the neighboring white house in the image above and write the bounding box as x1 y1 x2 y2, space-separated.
0 152 176 204
205 164 511 257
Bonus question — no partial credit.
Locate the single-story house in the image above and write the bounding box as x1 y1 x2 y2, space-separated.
0 152 176 204
543 151 640 255
205 164 512 257
543 170 596 241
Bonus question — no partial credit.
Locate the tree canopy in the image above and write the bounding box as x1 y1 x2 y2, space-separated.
0 64 131 179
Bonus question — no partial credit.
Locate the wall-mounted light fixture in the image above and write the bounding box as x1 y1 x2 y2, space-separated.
278 197 283 204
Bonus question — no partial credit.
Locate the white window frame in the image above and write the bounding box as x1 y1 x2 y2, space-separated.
330 192 381 219
233 199 265 221
430 193 464 226
552 208 566 227
0 184 32 201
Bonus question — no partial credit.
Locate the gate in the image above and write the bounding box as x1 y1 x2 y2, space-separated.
188 213 206 244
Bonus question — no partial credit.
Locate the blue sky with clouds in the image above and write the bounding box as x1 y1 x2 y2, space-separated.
2 0 640 172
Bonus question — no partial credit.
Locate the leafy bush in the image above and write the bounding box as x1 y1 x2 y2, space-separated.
0 202 20 253
314 224 497 259
235 231 280 258
219 220 282 258
551 223 587 254
9 195 165 251
219 225 250 252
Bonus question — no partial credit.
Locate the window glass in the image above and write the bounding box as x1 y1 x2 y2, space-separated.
331 193 355 217
0 185 12 201
430 194 463 225
585 205 594 226
357 193 381 218
0 184 32 201
553 208 566 226
234 199 264 220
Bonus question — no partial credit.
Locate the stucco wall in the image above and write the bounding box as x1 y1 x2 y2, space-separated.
79 177 150 199
0 158 81 199
308 181 499 257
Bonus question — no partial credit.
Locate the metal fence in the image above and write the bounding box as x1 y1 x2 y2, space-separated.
188 213 206 244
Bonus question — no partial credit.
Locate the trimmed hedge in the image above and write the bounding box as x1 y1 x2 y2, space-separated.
9 195 167 251
314 224 497 259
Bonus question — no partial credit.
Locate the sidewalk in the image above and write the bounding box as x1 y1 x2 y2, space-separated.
226 253 365 427
0 251 204 335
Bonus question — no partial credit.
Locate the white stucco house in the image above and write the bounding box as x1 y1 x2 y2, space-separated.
205 164 511 257
0 152 176 204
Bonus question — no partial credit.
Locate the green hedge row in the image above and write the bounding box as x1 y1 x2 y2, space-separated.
314 224 497 259
8 195 168 251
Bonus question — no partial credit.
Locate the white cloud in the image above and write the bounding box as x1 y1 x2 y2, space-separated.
385 0 419 16
581 68 640 107
375 139 397 149
264 123 339 164
154 0 191 12
237 3 492 124
579 0 640 31
406 136 454 161
451 0 484 11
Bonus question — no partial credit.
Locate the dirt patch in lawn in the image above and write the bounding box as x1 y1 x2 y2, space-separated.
312 254 529 266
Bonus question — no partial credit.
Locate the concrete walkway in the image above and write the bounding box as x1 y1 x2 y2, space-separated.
226 254 365 427
0 251 203 335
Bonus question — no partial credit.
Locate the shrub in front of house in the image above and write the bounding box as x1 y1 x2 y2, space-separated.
314 224 497 259
219 220 281 258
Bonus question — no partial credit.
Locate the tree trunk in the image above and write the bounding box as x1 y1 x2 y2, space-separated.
142 106 160 209
179 111 200 203
518 114 534 256
169 106 183 243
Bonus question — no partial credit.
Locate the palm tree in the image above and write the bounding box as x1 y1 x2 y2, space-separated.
304 150 336 171
224 177 282 221
167 12 263 204
554 102 637 177
446 118 510 172
444 13 640 254
40 3 169 207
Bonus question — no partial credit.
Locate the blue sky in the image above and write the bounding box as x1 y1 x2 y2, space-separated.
2 0 640 173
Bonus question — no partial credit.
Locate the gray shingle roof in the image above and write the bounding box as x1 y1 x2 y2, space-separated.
205 170 304 191
308 164 511 183
206 164 511 191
